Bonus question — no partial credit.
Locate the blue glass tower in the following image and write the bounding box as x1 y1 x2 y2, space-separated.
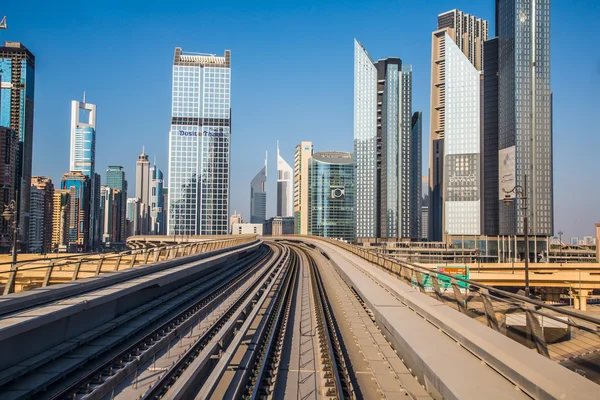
61 171 90 252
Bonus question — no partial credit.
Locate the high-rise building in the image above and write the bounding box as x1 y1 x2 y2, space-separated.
497 0 553 237
276 143 293 218
126 198 140 237
0 42 35 250
61 171 90 252
410 112 422 240
150 161 164 234
51 189 70 252
294 141 313 235
0 127 17 252
100 186 123 244
428 10 488 240
482 38 500 235
69 96 101 249
136 148 150 234
167 48 231 235
353 39 417 239
105 166 127 242
308 152 355 243
28 177 54 253
250 153 267 224
230 212 242 234
421 205 429 240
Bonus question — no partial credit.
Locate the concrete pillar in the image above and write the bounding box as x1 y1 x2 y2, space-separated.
573 295 580 310
578 290 590 311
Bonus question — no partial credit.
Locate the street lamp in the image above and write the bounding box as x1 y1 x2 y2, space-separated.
558 230 564 265
2 190 18 293
503 174 530 298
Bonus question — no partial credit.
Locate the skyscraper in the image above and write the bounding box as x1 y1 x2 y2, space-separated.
167 48 231 235
51 189 70 252
410 112 423 240
126 198 140 237
497 0 553 237
69 96 101 249
100 186 123 244
294 141 313 235
0 127 17 252
28 176 54 253
136 148 150 234
276 143 293 218
0 42 35 250
353 39 417 240
105 166 127 242
308 152 355 242
250 153 267 224
428 10 488 240
61 171 90 252
150 161 164 234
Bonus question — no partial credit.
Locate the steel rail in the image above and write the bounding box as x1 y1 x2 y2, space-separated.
141 244 290 399
49 245 274 400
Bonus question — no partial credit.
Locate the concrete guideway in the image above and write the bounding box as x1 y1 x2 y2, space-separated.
309 238 599 399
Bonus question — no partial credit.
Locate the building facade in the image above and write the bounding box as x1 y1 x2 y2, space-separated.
354 40 417 240
167 48 231 235
61 171 90 252
263 217 294 236
294 141 313 235
51 189 70 252
0 42 35 250
497 0 553 237
229 212 242 234
410 112 422 240
250 153 267 224
308 152 355 243
105 166 127 242
276 143 293 218
28 176 54 253
126 198 140 237
150 163 165 234
0 127 17 252
100 186 123 244
232 223 263 235
428 10 488 240
136 148 150 234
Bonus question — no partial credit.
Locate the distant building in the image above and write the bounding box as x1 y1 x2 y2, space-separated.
105 166 127 242
277 143 293 218
232 223 263 235
250 153 267 224
421 205 429 240
294 141 313 235
230 212 243 234
51 190 70 252
126 198 140 237
136 148 150 234
0 42 36 250
264 217 294 236
570 237 579 246
0 127 18 252
150 162 165 234
308 152 355 243
100 186 123 245
28 177 54 253
583 236 594 246
61 171 90 252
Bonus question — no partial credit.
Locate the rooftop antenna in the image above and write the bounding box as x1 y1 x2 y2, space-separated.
0 16 6 30
83 91 86 103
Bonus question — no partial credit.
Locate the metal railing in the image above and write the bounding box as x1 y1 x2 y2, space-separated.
312 237 600 379
0 236 257 296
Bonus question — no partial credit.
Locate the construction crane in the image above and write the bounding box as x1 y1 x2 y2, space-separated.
0 16 6 30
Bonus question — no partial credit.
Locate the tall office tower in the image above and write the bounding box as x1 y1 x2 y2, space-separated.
136 148 150 234
150 161 164 234
100 186 123 244
276 143 293 218
126 198 140 237
51 189 70 252
353 39 415 239
61 171 90 252
250 153 267 224
0 127 17 252
410 112 422 240
294 142 313 235
0 42 35 250
428 10 488 240
168 48 231 236
482 38 500 235
162 188 168 233
28 176 54 253
105 166 127 242
497 0 553 236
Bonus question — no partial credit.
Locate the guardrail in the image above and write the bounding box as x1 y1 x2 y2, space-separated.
307 236 600 378
0 236 257 296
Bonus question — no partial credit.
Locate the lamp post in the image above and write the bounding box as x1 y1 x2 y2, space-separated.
2 190 18 294
503 175 530 298
558 230 563 265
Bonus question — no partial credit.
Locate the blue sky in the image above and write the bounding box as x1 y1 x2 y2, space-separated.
2 0 599 239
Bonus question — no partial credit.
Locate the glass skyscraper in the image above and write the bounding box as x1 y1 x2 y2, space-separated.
105 166 127 242
250 153 267 224
354 40 418 240
61 171 90 252
308 152 355 243
497 0 553 237
0 42 35 250
167 48 231 235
